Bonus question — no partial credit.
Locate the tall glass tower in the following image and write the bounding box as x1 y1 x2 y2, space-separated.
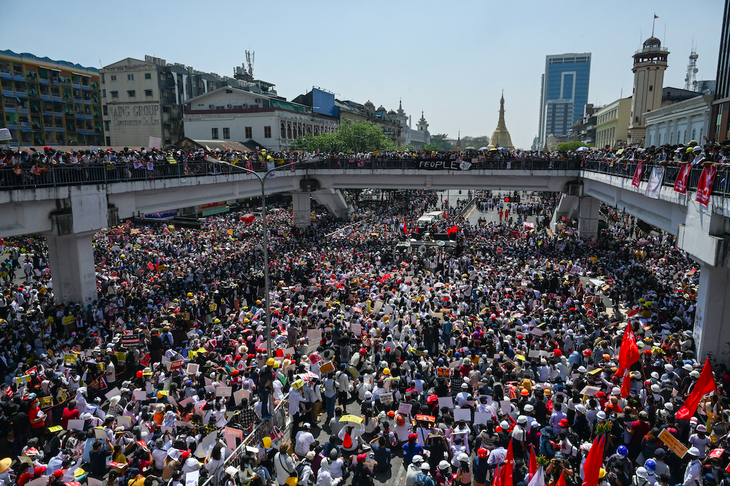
538 53 592 148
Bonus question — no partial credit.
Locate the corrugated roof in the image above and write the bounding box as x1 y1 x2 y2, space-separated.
0 49 98 73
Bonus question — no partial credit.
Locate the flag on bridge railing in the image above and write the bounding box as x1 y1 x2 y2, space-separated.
631 162 644 188
696 166 718 207
645 167 665 199
674 163 691 194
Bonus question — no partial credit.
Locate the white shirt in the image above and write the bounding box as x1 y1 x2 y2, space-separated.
295 430 315 457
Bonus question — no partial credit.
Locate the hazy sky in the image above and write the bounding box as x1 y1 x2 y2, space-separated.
2 0 725 149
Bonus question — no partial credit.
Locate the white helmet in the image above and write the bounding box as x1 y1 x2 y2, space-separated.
439 460 451 471
457 452 469 462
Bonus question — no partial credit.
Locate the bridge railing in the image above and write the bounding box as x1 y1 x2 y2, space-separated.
582 160 730 198
0 157 584 190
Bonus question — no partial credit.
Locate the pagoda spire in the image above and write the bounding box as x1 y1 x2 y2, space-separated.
488 91 514 150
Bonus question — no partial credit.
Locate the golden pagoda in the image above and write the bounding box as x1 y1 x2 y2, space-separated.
488 92 515 150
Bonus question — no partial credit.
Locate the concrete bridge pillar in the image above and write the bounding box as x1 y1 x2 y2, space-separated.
577 196 601 239
46 231 98 304
693 263 730 363
292 192 312 228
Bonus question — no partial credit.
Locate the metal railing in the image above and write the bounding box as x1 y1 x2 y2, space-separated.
199 394 290 486
581 159 730 197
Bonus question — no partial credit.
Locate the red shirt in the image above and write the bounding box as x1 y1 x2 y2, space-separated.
62 407 80 429
29 405 45 429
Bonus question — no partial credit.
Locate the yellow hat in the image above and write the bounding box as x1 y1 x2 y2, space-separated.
273 361 280 369
262 437 272 448
187 293 193 297
292 379 304 389
599 469 607 479
383 368 390 375
286 477 298 486
0 458 10 473
266 358 276 366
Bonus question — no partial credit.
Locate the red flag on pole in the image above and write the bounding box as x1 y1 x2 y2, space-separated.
446 225 458 235
403 221 408 235
528 445 538 479
556 472 567 486
582 434 606 486
615 325 639 376
676 358 716 420
500 440 514 486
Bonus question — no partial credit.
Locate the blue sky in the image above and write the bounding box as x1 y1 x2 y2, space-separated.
2 0 725 149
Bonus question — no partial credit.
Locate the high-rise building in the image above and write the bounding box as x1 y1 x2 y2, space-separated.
537 53 591 149
0 49 103 147
710 0 730 142
628 36 669 145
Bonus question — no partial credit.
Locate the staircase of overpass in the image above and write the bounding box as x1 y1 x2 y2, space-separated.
2 156 730 363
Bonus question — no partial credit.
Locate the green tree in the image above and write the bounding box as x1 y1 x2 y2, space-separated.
461 135 491 149
290 120 395 153
556 141 588 151
424 133 452 152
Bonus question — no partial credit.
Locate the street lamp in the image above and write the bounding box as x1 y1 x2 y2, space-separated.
215 156 317 357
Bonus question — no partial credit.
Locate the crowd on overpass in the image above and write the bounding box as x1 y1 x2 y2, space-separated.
0 182 725 486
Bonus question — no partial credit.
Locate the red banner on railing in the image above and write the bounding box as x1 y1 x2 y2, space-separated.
674 163 691 195
631 162 644 188
696 166 718 207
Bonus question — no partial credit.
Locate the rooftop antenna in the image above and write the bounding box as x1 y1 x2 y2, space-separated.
685 42 699 91
99 58 102 68
245 50 255 78
652 13 658 37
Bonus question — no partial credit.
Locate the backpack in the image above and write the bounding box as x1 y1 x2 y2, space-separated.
413 472 429 486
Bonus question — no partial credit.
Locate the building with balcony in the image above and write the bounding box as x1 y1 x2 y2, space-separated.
101 56 279 148
594 98 632 149
0 49 103 147
182 86 338 151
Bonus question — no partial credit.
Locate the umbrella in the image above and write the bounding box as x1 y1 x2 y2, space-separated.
575 146 589 152
339 415 363 424
478 147 489 151
464 146 477 150
498 147 509 151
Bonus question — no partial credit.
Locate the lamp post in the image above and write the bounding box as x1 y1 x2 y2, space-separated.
216 156 315 357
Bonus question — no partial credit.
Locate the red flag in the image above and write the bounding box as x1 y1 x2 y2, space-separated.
674 163 691 194
632 162 644 188
582 434 606 486
528 445 538 479
615 325 639 376
443 210 447 219
500 439 514 486
403 221 408 235
556 472 567 486
696 166 718 207
446 225 458 235
620 368 632 398
676 358 716 420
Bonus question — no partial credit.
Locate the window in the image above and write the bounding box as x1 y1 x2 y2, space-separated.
101 73 105 84
103 105 108 116
287 122 292 139
102 89 106 98
111 91 118 98
127 74 134 81
223 127 230 139
104 121 110 131
145 89 153 96
264 126 271 138
212 128 219 139
127 90 135 97
649 86 653 91
110 75 117 81
281 122 286 139
145 73 152 80
245 127 252 139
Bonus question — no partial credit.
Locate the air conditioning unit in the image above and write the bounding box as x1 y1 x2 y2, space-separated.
209 104 215 109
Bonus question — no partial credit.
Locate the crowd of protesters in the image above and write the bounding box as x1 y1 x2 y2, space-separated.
0 167 726 486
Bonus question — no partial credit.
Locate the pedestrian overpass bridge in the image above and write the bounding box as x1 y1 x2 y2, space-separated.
1 157 730 363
